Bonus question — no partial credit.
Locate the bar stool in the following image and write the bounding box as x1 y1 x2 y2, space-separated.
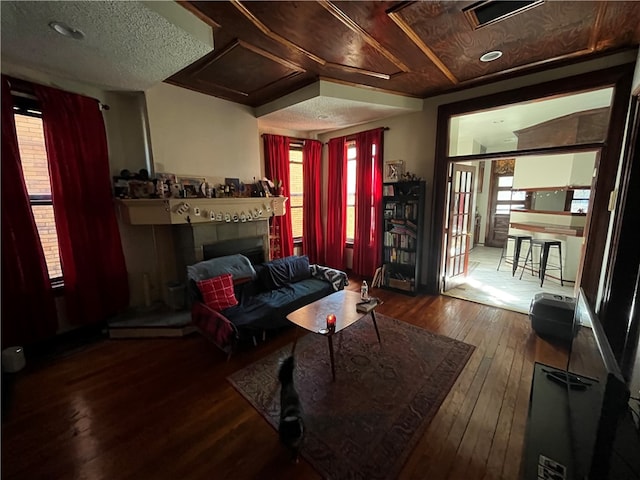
519 238 564 287
497 234 533 276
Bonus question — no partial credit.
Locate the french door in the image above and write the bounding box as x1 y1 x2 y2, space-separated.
443 163 475 291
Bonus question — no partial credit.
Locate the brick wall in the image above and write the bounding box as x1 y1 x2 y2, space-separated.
14 114 63 279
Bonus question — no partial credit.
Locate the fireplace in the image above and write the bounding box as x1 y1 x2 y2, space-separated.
203 236 265 265
172 221 269 282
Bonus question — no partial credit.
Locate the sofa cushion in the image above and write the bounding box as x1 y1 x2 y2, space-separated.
197 274 238 311
260 255 311 290
223 278 333 332
289 255 311 283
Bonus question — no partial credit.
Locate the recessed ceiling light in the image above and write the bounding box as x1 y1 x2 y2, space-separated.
49 21 85 40
317 114 329 120
480 50 503 62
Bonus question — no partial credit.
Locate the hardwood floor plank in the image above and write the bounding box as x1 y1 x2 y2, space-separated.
501 332 538 479
2 283 567 480
445 311 514 480
482 314 530 480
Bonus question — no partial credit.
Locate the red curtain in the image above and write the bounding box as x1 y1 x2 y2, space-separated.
263 134 293 258
352 128 384 277
325 137 347 269
302 139 323 264
1 76 58 348
34 84 129 326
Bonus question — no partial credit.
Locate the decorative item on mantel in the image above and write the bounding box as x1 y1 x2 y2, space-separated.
224 178 241 197
273 178 283 196
177 176 207 199
113 168 155 199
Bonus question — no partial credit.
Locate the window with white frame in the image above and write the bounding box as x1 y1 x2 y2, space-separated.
495 175 526 214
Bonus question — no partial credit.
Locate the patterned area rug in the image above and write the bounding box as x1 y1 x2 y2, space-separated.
228 314 475 480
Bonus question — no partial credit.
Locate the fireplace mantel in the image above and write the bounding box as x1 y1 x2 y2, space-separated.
116 197 287 225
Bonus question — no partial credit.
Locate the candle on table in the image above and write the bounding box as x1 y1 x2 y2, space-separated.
326 313 336 331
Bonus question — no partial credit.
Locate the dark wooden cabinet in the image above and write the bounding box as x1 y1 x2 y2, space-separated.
381 181 425 295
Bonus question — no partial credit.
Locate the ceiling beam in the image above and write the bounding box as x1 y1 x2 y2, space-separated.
318 1 410 72
231 0 326 65
386 6 459 85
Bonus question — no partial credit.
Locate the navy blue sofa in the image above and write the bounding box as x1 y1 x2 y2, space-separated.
187 254 348 357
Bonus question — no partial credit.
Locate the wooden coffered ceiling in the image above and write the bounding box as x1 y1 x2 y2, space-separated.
169 1 640 107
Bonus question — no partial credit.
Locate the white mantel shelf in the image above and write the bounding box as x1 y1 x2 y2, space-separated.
116 197 287 225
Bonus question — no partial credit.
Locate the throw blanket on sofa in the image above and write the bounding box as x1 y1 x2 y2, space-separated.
187 254 257 283
310 264 349 291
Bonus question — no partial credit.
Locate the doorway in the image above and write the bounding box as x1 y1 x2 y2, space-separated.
443 150 598 313
485 159 521 248
431 71 629 312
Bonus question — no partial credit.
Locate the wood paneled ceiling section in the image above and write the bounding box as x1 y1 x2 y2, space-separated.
170 1 640 108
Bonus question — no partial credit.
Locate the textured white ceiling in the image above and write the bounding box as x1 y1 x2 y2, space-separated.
257 95 421 134
256 80 424 134
0 1 213 91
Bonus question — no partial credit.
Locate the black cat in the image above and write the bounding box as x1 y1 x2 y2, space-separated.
278 356 304 462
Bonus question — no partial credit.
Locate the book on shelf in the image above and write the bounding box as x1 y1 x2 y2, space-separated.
372 266 382 287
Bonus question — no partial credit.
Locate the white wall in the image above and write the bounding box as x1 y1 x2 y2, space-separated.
102 91 150 177
513 152 596 189
569 152 597 186
475 161 491 245
145 82 261 183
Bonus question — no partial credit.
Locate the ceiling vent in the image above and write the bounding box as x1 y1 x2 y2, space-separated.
463 1 544 29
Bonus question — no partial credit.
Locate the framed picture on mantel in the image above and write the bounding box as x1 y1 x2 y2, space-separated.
177 176 206 198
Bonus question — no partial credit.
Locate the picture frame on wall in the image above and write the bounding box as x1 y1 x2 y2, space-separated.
384 160 404 182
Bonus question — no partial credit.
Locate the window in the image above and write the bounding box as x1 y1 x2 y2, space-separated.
346 141 357 242
495 175 526 214
289 143 304 240
569 189 590 213
13 102 63 283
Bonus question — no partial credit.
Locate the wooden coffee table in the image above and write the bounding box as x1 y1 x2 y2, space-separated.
286 290 381 380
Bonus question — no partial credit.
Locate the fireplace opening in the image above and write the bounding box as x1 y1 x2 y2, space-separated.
202 236 265 265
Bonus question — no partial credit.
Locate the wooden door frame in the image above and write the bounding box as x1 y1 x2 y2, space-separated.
428 64 633 313
485 159 518 248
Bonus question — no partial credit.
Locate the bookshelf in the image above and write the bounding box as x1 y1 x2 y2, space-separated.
379 180 425 295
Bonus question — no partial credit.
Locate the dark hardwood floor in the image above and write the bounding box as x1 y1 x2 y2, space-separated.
1 279 568 480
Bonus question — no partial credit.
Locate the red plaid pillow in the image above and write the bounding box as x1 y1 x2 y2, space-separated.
197 274 238 311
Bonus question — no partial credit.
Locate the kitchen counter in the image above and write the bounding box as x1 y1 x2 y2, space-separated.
510 221 584 237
